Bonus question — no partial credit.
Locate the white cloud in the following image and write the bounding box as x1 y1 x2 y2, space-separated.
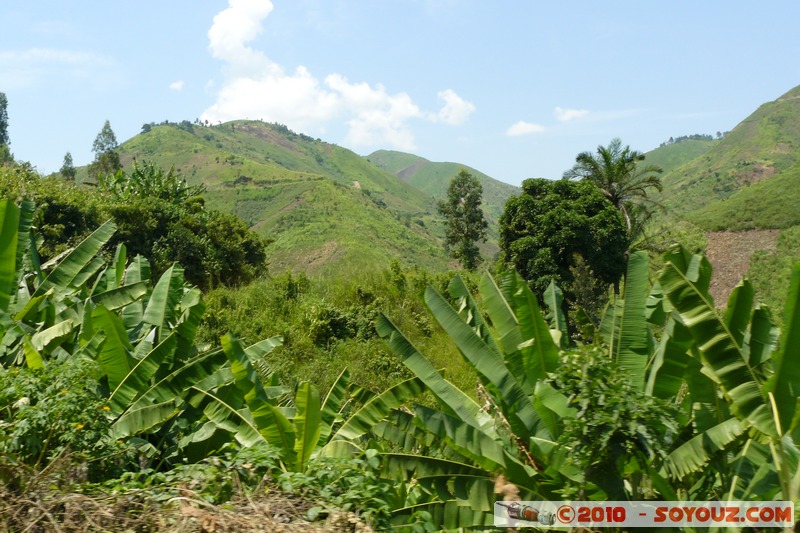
435 89 475 125
208 0 275 74
554 106 590 122
326 74 422 150
506 121 546 136
201 0 469 150
204 66 340 130
169 80 185 91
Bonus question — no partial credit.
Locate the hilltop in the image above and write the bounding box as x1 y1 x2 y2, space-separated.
644 137 717 175
657 84 800 222
366 150 519 225
651 83 800 312
116 120 452 276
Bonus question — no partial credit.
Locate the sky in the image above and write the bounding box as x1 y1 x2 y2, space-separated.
2 1 799 186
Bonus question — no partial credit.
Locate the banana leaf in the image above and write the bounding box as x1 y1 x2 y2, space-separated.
376 313 493 432
659 245 775 437
292 382 321 472
34 219 116 296
0 201 20 313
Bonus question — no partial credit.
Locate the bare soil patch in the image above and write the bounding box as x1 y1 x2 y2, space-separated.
736 163 777 186
705 229 779 304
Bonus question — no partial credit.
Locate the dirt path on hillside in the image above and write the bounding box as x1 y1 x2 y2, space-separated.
705 229 779 305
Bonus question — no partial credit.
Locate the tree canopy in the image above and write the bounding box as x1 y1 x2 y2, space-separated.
563 137 662 239
498 178 628 303
436 169 488 271
0 92 9 147
60 152 76 181
0 93 11 165
88 120 122 179
0 160 268 290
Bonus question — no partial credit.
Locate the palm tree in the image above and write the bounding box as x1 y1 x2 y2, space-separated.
563 138 663 238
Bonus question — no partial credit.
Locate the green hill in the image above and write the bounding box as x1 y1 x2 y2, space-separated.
115 121 451 276
651 83 800 316
644 138 717 175
657 84 800 220
366 150 519 226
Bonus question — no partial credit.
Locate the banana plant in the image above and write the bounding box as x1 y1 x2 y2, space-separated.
596 246 796 504
657 243 800 509
375 270 588 529
0 200 145 368
188 332 427 473
0 199 230 448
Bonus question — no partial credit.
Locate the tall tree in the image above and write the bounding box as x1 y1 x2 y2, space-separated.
0 92 11 165
0 92 9 147
437 169 488 271
499 178 627 311
563 138 662 239
87 120 121 179
60 152 76 181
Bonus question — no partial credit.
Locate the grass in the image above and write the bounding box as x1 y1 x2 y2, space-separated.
643 139 717 175
688 162 800 231
197 265 480 397
748 225 800 322
115 121 458 278
655 85 800 219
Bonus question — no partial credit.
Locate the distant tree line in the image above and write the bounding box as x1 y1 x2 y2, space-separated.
659 131 729 147
140 119 319 143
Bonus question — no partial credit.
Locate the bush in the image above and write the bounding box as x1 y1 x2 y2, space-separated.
0 162 269 290
0 358 135 481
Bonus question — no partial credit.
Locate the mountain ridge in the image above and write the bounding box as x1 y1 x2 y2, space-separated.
114 120 454 276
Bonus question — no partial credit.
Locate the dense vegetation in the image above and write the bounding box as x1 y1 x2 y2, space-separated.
437 170 488 271
4 84 800 530
3 186 799 529
0 162 267 290
499 178 628 321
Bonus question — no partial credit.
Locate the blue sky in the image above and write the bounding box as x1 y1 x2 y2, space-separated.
2 1 799 185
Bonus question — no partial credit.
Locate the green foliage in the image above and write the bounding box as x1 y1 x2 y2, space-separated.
0 196 440 528
98 159 205 204
60 152 76 181
657 244 800 504
689 162 800 231
437 169 488 271
0 92 8 147
0 358 134 479
498 178 627 308
0 162 268 290
647 138 717 174
88 120 122 180
749 225 800 320
278 450 396 528
564 137 663 239
198 266 472 395
92 120 119 155
552 346 679 499
375 247 800 528
106 196 268 289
